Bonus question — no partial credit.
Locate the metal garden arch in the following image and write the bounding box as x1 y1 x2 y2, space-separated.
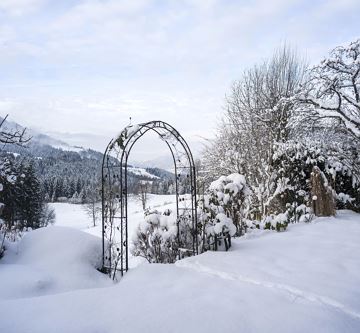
101 121 198 278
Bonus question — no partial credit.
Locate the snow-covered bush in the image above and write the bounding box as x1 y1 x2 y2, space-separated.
209 173 250 236
212 213 236 237
271 139 360 215
247 203 314 232
295 204 313 223
263 213 288 231
248 213 285 232
131 210 179 263
199 173 250 251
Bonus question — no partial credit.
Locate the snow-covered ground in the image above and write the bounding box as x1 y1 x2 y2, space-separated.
49 194 176 240
0 201 360 332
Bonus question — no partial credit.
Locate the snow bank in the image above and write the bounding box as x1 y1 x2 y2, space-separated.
178 210 360 325
0 226 110 299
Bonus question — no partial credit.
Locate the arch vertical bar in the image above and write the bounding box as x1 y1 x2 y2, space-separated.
192 165 198 254
120 156 124 277
125 153 129 272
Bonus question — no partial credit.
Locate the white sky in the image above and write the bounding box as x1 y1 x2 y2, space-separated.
0 0 359 159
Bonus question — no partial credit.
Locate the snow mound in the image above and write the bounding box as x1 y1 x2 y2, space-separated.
18 226 102 270
0 226 110 300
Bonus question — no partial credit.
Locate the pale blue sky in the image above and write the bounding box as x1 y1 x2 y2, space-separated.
0 0 359 156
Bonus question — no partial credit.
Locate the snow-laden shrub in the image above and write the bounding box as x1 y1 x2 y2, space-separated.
271 139 360 215
294 204 313 223
263 213 288 232
248 203 313 232
199 173 250 251
0 217 32 258
212 213 236 236
281 203 313 224
248 212 287 232
208 173 250 236
131 210 179 263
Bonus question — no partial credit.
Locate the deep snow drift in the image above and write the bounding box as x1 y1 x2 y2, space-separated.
0 227 111 300
0 209 360 333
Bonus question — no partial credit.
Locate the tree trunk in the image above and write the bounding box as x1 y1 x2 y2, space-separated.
311 166 335 217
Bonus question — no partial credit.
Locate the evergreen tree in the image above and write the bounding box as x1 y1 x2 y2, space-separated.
16 163 44 229
0 158 17 230
76 178 82 194
69 178 76 198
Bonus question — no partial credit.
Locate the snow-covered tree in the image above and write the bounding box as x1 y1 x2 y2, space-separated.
0 158 18 230
1 161 55 231
203 40 360 224
15 163 44 229
203 46 306 218
287 39 360 213
296 39 360 142
271 138 360 215
0 116 29 257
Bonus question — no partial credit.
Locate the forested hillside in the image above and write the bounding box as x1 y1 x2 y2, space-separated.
0 117 176 204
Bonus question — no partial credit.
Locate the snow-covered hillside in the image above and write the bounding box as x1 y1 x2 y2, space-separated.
1 116 174 186
0 204 359 333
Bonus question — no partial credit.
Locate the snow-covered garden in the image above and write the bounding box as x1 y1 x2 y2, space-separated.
1 31 360 333
0 199 359 332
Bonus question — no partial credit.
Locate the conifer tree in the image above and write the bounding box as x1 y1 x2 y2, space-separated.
16 163 43 229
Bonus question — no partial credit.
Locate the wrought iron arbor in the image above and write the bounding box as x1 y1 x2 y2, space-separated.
101 121 198 278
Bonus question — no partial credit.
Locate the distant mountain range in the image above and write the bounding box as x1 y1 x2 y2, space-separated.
0 116 81 150
0 116 175 199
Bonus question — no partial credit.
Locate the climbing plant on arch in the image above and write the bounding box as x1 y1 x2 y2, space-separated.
101 121 198 278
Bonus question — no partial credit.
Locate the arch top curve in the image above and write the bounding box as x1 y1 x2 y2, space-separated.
106 120 195 168
101 120 199 279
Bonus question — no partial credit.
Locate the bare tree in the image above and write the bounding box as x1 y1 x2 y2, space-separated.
0 115 30 146
135 181 151 211
83 201 101 227
82 182 101 227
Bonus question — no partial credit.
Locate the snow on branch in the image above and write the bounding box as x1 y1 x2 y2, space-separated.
296 39 360 140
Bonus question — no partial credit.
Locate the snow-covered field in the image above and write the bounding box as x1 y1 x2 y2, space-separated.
1 198 360 333
49 194 176 240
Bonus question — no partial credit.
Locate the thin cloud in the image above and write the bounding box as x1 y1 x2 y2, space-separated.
0 0 45 16
0 0 359 157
